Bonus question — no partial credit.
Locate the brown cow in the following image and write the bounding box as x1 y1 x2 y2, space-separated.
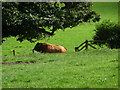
33 43 67 53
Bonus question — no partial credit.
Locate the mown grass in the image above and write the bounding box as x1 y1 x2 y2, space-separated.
1 2 119 88
2 49 118 88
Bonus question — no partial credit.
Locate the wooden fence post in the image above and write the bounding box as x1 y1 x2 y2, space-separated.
85 40 88 50
13 50 15 56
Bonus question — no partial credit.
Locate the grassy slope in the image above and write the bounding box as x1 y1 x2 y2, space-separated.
92 2 118 22
2 2 119 88
2 2 118 55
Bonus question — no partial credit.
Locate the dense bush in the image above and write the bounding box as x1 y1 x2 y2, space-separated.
93 20 120 49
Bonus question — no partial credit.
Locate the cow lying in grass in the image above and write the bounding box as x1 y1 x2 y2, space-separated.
33 43 67 53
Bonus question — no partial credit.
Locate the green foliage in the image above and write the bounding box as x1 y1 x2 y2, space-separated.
93 20 120 49
2 2 100 42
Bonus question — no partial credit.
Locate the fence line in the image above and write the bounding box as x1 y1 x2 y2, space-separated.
75 40 100 52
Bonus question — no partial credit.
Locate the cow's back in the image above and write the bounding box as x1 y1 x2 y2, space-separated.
46 45 67 53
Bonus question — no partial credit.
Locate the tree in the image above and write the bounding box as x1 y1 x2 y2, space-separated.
2 2 100 42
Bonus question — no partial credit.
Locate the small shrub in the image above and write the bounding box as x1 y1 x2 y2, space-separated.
93 20 120 49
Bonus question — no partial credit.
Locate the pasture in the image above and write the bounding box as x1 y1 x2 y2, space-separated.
1 2 119 88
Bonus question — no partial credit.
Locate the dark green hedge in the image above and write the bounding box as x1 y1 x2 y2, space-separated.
93 20 120 49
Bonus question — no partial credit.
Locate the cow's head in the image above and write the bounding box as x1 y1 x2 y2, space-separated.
33 43 43 53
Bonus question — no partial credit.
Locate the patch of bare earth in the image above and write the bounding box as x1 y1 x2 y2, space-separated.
1 61 36 65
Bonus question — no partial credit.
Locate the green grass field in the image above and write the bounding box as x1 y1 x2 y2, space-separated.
1 2 119 88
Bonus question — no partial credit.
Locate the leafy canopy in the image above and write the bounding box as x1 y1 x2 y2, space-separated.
2 2 100 42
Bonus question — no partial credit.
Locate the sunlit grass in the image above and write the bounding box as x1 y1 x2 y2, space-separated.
2 48 118 88
1 2 119 88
